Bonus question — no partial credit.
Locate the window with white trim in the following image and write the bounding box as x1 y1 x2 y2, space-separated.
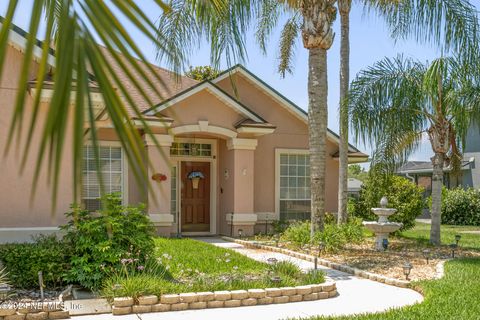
170 142 212 157
82 145 123 211
279 153 311 220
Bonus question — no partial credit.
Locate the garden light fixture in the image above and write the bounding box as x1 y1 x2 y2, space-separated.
274 234 280 247
0 283 11 300
402 262 412 280
270 276 282 284
450 243 458 258
455 234 461 246
267 257 278 265
318 241 325 256
314 257 318 270
238 229 243 238
422 249 431 264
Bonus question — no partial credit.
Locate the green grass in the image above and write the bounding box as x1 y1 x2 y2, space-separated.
300 258 480 320
102 238 325 300
400 223 480 250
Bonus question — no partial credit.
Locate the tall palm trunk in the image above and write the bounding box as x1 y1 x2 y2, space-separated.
308 47 328 235
337 0 351 225
301 0 336 236
430 153 444 245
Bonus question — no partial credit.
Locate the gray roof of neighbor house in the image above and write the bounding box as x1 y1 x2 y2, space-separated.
398 159 474 174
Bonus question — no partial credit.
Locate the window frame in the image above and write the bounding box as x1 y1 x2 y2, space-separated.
275 148 310 221
82 141 129 210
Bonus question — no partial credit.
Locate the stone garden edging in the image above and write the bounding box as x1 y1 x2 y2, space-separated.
111 282 337 316
0 301 70 320
221 236 421 288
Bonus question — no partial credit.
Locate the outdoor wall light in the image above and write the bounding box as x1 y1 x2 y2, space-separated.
402 262 413 280
0 283 11 300
455 234 461 245
382 238 389 250
450 243 458 258
422 249 431 264
238 229 243 238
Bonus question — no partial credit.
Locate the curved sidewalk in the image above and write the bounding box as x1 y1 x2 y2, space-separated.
74 238 423 320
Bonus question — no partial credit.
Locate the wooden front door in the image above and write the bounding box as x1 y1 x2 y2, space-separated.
181 161 210 232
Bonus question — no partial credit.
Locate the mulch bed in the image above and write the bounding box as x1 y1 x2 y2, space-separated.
272 237 480 281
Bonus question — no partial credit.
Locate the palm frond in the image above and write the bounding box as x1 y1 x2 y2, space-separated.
255 0 282 53
278 15 300 77
371 0 480 63
0 0 172 211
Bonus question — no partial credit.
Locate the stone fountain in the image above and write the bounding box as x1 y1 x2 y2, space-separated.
363 197 403 251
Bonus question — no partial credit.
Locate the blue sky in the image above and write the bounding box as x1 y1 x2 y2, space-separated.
3 1 479 164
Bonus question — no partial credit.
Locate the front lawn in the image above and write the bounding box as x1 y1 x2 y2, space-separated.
299 258 480 320
102 238 324 300
401 223 480 249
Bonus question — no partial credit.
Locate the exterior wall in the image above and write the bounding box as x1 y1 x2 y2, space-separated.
215 73 340 214
462 121 480 188
0 46 72 236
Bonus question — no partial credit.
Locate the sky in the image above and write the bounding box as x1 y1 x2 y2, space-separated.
3 1 479 165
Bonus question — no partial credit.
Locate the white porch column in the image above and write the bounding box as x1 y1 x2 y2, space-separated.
144 134 175 234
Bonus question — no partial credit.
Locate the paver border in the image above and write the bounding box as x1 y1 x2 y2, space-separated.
110 281 337 316
221 236 446 288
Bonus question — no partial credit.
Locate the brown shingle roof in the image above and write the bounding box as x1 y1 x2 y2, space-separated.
96 46 198 117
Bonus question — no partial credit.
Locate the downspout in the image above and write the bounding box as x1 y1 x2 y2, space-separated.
405 173 415 183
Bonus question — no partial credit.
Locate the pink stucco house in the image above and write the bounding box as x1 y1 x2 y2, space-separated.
0 23 367 242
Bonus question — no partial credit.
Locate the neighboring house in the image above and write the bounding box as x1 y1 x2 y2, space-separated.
0 22 368 242
347 178 363 198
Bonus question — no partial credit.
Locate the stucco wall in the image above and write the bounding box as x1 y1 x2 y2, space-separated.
0 46 72 229
215 73 340 213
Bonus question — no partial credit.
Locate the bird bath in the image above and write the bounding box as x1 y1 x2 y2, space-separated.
363 197 403 251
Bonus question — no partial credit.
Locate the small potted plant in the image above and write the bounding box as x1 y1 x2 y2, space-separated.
188 171 205 189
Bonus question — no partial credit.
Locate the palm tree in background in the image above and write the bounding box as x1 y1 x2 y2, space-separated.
0 0 179 208
158 0 337 234
336 0 480 225
348 55 480 245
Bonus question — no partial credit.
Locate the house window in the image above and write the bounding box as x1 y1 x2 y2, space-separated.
170 142 212 157
279 152 311 220
82 145 123 211
171 166 177 222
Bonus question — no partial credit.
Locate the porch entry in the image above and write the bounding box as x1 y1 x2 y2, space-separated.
181 161 210 232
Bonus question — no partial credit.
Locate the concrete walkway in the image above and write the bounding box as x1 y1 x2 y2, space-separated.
74 238 423 320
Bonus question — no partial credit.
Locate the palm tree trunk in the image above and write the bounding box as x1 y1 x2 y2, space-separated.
337 0 351 225
430 153 444 245
308 47 328 235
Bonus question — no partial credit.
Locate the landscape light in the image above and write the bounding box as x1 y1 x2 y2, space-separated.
238 229 243 238
403 262 413 280
455 234 461 246
422 249 431 264
318 241 325 256
450 243 458 258
0 283 11 300
267 257 278 265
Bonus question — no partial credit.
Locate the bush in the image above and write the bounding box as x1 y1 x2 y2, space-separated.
441 187 480 226
61 193 155 290
350 174 425 230
0 235 70 289
280 219 364 252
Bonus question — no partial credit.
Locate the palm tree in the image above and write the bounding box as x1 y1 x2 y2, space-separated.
336 0 480 225
348 55 480 245
158 0 337 234
0 0 178 209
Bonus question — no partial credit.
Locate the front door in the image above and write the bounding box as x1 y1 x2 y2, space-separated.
181 161 210 232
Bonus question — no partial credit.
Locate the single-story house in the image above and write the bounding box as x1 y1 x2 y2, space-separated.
0 21 367 242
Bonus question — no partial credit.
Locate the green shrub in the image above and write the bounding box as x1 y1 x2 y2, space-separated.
280 219 364 252
61 193 155 290
441 187 480 226
302 269 325 284
350 174 424 230
270 261 302 278
0 235 70 289
280 221 311 246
